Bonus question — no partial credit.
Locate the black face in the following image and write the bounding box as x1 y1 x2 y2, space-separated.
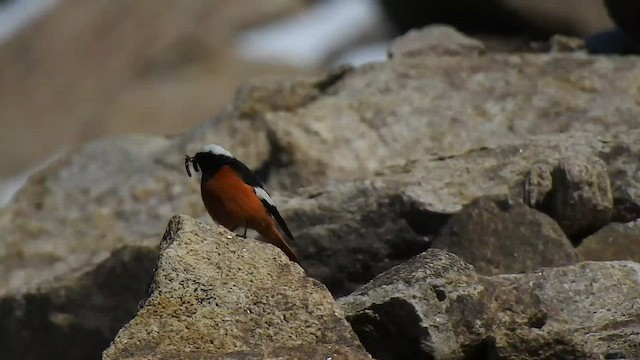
185 152 230 181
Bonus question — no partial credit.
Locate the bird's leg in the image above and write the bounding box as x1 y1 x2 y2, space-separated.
239 222 248 238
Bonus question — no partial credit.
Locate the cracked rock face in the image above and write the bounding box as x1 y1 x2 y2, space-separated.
340 250 640 360
102 215 370 360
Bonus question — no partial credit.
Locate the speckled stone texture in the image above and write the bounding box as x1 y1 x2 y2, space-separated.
102 215 370 360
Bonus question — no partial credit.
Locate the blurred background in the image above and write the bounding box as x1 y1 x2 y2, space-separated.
0 0 635 206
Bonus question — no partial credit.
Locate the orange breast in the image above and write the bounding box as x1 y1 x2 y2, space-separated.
201 165 271 231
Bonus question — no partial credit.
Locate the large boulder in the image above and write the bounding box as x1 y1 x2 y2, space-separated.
431 195 577 275
0 242 158 360
103 215 370 359
340 249 640 360
280 181 439 296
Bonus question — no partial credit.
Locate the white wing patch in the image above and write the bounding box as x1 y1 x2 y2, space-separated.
202 144 233 158
254 186 275 207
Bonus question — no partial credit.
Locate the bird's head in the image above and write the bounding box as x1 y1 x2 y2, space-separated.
185 144 233 178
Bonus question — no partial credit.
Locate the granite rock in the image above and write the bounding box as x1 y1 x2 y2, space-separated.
103 215 370 360
340 250 640 360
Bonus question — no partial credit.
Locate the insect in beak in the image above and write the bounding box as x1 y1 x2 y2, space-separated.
184 155 199 177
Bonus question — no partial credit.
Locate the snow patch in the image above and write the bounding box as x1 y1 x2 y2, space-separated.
235 0 386 68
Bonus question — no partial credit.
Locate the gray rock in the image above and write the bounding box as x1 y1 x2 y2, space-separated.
339 249 478 360
431 195 577 275
522 163 553 208
598 142 640 222
577 220 640 262
388 25 486 58
281 181 443 296
519 155 618 240
372 131 640 222
340 250 640 360
0 242 158 360
549 34 586 52
248 46 640 190
547 156 613 239
103 215 370 360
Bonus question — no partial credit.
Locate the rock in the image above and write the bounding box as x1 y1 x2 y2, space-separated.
281 181 443 296
0 136 198 360
522 163 554 208
549 34 586 52
547 156 613 239
340 250 640 359
258 50 640 190
577 220 640 262
388 25 486 58
369 131 640 224
520 155 616 240
431 195 577 275
339 249 477 360
103 215 370 359
0 242 158 360
599 142 640 222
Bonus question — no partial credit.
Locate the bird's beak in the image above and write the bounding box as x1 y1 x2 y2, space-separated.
184 155 197 177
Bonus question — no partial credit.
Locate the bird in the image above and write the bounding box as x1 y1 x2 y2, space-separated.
185 144 299 263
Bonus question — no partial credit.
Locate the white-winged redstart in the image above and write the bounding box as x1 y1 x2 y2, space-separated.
185 144 298 263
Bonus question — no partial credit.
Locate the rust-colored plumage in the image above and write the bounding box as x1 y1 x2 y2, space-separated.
185 146 298 263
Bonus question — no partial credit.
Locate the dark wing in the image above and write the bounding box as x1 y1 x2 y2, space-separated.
228 158 295 241
227 158 266 188
259 198 295 242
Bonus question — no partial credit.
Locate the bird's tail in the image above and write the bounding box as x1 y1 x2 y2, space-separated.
263 224 299 264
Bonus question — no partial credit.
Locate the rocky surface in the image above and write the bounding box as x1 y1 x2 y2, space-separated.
281 181 439 296
577 220 640 262
340 250 640 360
103 215 370 360
0 241 158 360
388 25 486 58
255 39 640 190
431 195 577 275
547 156 613 239
1 27 640 359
